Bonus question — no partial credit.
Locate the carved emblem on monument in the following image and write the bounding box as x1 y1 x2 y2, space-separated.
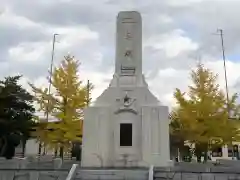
123 93 135 107
125 50 132 57
115 91 137 114
125 31 132 40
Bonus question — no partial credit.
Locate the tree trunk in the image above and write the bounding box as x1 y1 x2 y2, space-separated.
203 151 208 163
38 142 42 160
197 155 201 163
54 145 58 157
21 138 26 158
59 145 64 159
0 138 3 156
0 136 7 156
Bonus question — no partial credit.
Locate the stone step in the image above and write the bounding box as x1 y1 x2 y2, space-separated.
74 169 149 180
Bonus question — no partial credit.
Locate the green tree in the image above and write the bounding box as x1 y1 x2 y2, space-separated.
170 110 193 161
0 75 36 159
170 63 240 162
30 55 93 158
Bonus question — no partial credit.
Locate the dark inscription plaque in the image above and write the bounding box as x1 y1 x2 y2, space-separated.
121 66 135 76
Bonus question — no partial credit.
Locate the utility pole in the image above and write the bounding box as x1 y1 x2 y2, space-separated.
214 29 230 112
46 33 59 121
216 29 230 110
216 29 233 159
87 80 90 106
38 33 59 160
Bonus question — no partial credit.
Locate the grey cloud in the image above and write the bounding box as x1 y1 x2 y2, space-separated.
1 0 240 86
143 45 199 80
1 0 180 75
5 0 240 55
7 1 115 26
6 0 176 41
0 22 50 63
168 0 240 57
6 57 51 78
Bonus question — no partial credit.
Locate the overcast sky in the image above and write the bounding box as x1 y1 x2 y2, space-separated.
1 0 240 109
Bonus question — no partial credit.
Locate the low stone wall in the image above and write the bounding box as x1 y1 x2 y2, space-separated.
0 157 81 169
154 161 240 180
0 157 63 169
0 169 69 180
0 157 76 180
0 157 149 180
3 158 240 180
154 171 240 180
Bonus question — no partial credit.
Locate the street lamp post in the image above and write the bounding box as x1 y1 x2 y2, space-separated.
38 33 59 160
46 33 59 121
217 29 230 108
216 29 234 159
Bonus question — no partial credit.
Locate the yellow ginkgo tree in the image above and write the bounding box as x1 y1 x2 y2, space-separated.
29 55 93 157
170 63 240 162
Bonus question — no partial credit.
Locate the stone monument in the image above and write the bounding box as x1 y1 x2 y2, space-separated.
81 11 170 167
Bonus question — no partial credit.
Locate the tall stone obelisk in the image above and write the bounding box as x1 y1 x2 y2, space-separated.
81 11 170 167
115 11 142 77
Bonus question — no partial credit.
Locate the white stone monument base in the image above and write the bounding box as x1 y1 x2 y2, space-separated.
81 105 170 167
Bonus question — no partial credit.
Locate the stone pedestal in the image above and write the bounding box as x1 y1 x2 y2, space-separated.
81 11 170 167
